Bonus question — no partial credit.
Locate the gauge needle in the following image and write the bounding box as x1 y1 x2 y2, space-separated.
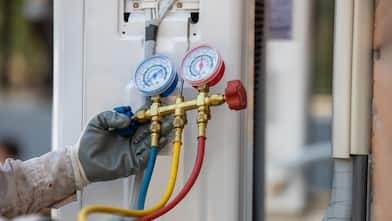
198 57 205 77
149 69 163 84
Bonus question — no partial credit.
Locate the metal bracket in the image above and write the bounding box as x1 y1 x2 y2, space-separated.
124 0 199 13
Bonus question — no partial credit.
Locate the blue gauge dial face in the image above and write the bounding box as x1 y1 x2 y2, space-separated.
135 57 173 95
182 46 219 82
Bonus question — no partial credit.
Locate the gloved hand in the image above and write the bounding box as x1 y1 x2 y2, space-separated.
69 110 172 189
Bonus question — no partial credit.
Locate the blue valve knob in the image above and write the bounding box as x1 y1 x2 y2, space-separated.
114 106 137 137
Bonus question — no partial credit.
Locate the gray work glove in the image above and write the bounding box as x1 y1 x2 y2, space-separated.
69 111 172 189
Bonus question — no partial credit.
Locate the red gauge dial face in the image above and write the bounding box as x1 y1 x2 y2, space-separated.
180 45 224 87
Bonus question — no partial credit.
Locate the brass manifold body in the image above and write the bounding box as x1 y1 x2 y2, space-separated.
132 86 226 146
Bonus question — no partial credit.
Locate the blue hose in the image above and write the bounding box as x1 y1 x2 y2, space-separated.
137 146 158 209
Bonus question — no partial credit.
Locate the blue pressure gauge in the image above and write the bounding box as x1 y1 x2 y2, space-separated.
134 55 178 97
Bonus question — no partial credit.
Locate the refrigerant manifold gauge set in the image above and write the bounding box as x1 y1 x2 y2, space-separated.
134 45 225 95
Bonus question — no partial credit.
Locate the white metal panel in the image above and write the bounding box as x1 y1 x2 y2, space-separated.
350 0 373 155
52 0 85 220
145 1 246 219
239 0 255 220
332 0 354 159
54 0 250 220
332 0 373 157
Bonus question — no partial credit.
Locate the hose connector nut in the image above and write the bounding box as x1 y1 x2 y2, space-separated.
197 112 209 124
150 121 161 133
173 117 185 129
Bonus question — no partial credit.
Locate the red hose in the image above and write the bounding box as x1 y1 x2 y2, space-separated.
137 136 206 221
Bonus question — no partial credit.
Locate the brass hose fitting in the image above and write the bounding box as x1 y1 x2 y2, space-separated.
150 95 162 147
196 86 210 137
173 96 186 143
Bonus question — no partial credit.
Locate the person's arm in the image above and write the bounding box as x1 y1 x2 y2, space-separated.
0 148 76 218
0 109 172 219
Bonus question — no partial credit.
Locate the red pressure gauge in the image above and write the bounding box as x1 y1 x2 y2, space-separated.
180 45 225 87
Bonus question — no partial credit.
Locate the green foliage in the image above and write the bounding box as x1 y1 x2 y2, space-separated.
0 0 49 87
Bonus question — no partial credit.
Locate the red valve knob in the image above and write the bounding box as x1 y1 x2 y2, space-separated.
225 80 247 110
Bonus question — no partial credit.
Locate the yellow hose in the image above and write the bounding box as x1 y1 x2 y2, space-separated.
78 141 182 221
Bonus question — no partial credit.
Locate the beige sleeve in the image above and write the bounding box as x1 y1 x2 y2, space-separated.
0 215 47 221
0 148 77 218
